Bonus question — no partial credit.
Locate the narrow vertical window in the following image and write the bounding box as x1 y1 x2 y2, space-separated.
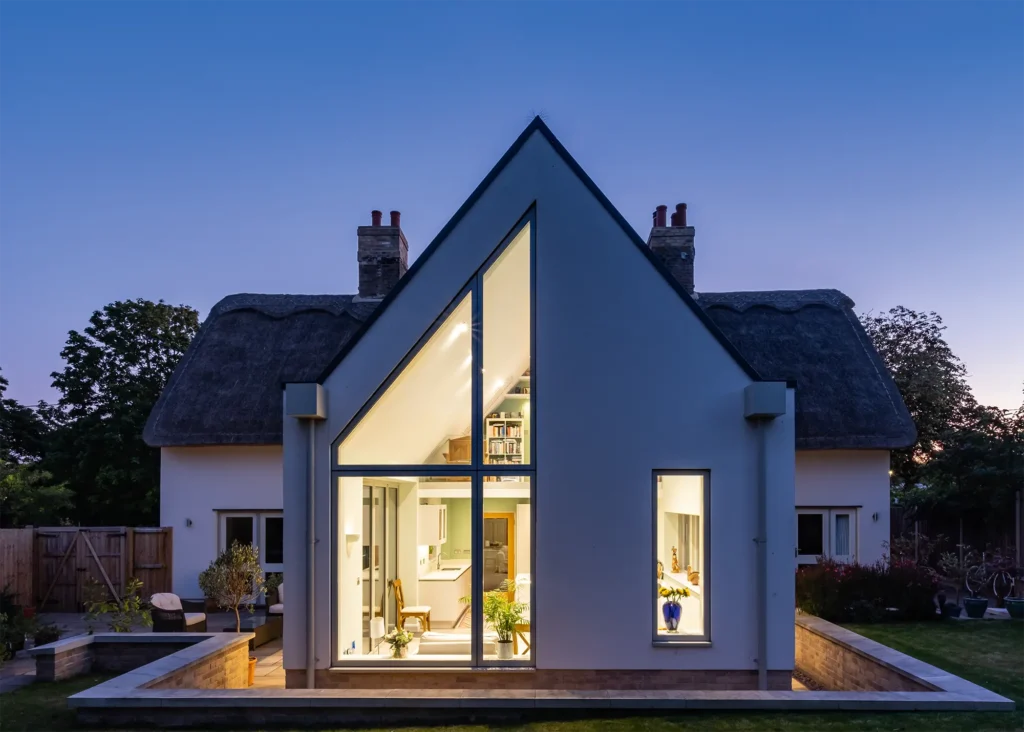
654 471 709 642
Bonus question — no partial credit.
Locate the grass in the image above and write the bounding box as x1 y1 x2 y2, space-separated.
0 622 1020 731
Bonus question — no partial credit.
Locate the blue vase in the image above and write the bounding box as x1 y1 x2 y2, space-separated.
662 601 681 631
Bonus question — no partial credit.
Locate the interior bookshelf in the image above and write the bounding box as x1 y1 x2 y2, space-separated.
484 372 529 466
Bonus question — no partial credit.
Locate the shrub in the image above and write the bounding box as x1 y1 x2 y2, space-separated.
796 557 938 623
84 577 152 633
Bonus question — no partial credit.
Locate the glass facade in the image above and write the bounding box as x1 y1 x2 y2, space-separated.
331 216 534 666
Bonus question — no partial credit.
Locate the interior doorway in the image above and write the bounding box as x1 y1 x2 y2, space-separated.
483 512 515 592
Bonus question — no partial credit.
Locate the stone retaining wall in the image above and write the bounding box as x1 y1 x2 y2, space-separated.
29 633 253 690
794 615 932 692
147 640 249 689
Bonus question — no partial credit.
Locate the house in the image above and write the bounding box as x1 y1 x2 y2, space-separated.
144 118 914 690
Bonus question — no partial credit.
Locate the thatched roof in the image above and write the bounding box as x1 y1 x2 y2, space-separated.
699 289 916 449
145 288 914 451
143 294 376 446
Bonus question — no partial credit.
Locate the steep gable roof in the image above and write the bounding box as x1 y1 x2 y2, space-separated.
700 289 916 449
314 117 762 385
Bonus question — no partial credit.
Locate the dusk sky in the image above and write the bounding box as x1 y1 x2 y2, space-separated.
1 1 1021 409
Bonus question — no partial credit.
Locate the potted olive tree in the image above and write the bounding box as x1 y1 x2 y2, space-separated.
198 542 265 686
937 551 971 618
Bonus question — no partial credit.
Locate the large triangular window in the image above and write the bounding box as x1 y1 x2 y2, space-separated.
335 218 532 468
336 291 473 466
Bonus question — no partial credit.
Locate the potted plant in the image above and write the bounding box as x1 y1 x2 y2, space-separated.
658 584 691 632
481 583 527 660
383 628 413 659
937 551 973 618
963 557 990 619
33 622 62 647
264 572 283 607
198 542 265 686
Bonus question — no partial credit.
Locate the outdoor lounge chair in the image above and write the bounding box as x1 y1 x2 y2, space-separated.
267 581 284 616
150 593 207 632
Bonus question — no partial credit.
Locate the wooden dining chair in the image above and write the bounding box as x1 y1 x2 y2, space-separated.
392 579 431 631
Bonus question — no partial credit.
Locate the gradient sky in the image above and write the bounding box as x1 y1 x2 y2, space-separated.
1 1 1021 409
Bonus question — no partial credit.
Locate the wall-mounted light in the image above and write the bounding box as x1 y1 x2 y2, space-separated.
872 512 879 522
185 518 193 528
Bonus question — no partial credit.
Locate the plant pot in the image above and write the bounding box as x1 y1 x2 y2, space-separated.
496 640 514 660
662 601 682 632
963 597 989 619
942 602 962 619
21 607 36 620
247 656 257 686
1005 597 1024 620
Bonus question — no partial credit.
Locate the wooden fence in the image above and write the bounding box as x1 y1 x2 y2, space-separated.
0 528 35 607
0 527 172 612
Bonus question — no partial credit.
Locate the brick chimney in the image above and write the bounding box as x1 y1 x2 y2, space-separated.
647 202 695 294
357 209 408 300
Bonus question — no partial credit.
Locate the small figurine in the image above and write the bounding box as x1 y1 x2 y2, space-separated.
671 547 680 574
687 564 700 586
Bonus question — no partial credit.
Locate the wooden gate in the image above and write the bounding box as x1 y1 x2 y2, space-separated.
35 527 172 612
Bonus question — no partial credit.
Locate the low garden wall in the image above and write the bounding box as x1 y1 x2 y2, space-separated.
795 613 934 692
29 632 252 688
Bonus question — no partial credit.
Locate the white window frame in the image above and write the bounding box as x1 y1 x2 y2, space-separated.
217 510 283 572
796 507 857 564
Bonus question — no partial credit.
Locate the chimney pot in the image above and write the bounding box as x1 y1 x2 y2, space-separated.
390 210 401 228
670 212 679 226
674 203 687 227
654 205 668 228
371 210 382 226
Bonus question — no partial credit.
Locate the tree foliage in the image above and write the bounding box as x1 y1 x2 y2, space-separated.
861 307 976 491
0 462 74 527
0 371 49 464
198 542 265 632
41 299 199 526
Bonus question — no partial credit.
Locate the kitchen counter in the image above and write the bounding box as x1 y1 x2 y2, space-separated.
420 561 471 581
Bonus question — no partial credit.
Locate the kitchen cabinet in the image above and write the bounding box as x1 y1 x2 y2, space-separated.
418 504 447 546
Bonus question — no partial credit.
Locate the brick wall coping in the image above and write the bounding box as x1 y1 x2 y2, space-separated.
62 633 253 700
795 613 1003 699
30 632 211 656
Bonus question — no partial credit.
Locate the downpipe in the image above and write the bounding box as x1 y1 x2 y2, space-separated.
755 420 768 691
306 419 316 689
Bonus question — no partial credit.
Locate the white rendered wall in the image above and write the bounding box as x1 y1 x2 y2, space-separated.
795 450 891 565
285 129 797 674
160 446 283 599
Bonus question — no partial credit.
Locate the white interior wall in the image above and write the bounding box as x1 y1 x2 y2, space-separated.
160 446 283 599
285 129 796 673
795 450 891 564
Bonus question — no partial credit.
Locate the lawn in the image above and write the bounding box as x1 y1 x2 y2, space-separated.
0 622 1020 732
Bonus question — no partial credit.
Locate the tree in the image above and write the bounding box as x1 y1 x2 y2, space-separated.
0 462 73 527
0 370 49 463
198 542 265 632
42 299 199 526
912 394 1024 542
861 307 976 492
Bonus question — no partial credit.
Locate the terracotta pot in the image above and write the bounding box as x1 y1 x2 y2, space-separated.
247 656 257 687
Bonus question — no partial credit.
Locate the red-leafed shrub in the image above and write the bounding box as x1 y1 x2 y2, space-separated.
796 557 938 623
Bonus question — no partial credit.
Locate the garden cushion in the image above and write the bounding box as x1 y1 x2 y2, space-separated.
150 593 183 611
